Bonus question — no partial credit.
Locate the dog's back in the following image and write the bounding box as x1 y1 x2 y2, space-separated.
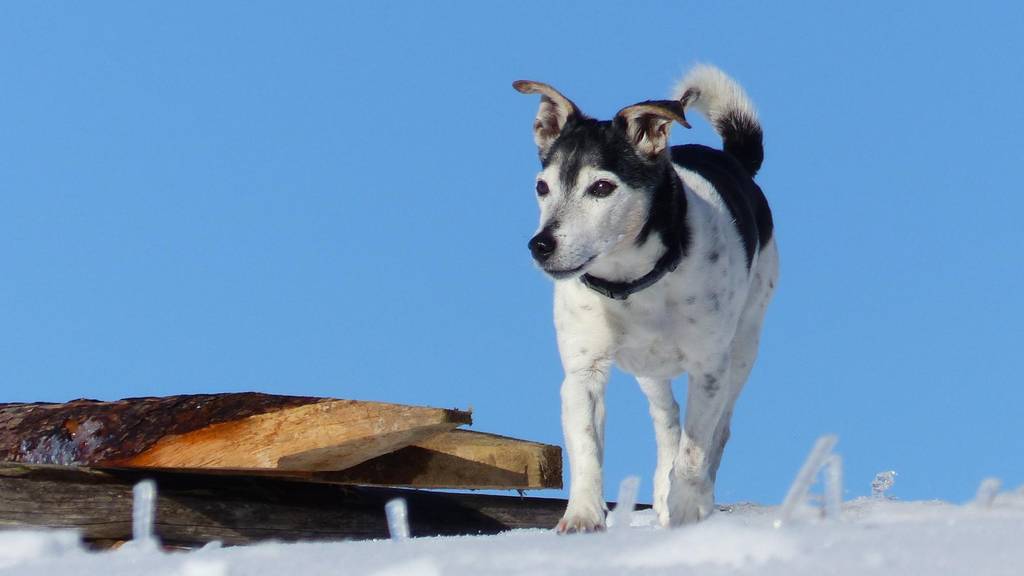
672 144 773 269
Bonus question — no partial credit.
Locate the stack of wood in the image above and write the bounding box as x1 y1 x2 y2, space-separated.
0 393 568 547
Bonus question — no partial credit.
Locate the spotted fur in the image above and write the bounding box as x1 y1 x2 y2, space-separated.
515 65 778 532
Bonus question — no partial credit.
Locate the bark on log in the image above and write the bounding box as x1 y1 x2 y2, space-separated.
0 394 471 472
0 463 588 547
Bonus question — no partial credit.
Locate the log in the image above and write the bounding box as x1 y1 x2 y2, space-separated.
0 394 471 472
0 463 591 547
307 430 562 489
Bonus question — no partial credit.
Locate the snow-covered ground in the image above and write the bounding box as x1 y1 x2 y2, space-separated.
3 490 1023 576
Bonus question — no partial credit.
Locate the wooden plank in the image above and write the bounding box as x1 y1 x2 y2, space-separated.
306 430 563 489
0 463 595 547
0 394 471 472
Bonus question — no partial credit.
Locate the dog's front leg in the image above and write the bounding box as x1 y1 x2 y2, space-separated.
556 358 611 533
636 377 680 527
667 359 732 525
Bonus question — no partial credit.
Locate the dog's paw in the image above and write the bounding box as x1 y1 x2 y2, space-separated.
653 502 672 528
666 474 714 526
555 501 607 534
652 478 672 528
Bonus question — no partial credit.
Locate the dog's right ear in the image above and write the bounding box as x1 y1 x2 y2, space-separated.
513 80 582 156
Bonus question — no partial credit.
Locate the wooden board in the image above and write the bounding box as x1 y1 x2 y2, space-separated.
0 394 471 472
0 463 597 547
308 429 562 489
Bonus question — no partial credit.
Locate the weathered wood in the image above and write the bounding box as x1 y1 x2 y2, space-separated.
0 394 471 472
306 430 562 489
0 463 588 547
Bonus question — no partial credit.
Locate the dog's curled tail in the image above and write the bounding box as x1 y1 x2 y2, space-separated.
673 65 763 177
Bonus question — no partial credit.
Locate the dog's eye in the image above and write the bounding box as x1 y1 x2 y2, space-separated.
536 180 549 197
587 180 617 198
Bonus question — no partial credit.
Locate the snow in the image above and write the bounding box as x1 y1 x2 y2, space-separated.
3 490 1023 576
0 530 80 570
18 418 103 466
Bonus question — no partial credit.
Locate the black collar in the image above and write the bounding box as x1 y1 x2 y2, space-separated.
579 242 682 300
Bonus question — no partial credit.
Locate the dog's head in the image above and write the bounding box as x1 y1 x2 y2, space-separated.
514 80 690 279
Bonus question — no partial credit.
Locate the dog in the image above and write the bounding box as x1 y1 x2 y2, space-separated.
513 65 778 532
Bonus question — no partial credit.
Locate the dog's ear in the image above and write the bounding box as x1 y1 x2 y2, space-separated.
513 80 582 156
614 100 691 158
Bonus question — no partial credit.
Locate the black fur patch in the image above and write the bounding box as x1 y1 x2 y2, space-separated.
671 144 773 268
702 373 721 396
542 119 690 258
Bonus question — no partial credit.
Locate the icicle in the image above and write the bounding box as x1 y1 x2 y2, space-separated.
609 475 640 530
774 434 838 527
973 477 1002 508
823 454 843 521
385 498 410 541
132 479 159 548
870 470 897 498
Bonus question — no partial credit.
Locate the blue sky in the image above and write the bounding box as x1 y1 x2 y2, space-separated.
2 2 1022 506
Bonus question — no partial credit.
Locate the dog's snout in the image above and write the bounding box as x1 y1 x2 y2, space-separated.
529 229 557 262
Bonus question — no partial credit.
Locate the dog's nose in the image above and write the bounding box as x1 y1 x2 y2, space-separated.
528 230 557 262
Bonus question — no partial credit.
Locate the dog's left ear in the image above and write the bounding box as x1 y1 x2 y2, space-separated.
614 100 691 158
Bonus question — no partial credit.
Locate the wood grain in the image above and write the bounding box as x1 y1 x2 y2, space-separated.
0 463 587 547
309 430 563 489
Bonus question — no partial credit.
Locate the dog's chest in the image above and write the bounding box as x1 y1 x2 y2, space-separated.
608 266 743 379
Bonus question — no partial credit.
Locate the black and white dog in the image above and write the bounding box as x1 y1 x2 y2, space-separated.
514 65 777 532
